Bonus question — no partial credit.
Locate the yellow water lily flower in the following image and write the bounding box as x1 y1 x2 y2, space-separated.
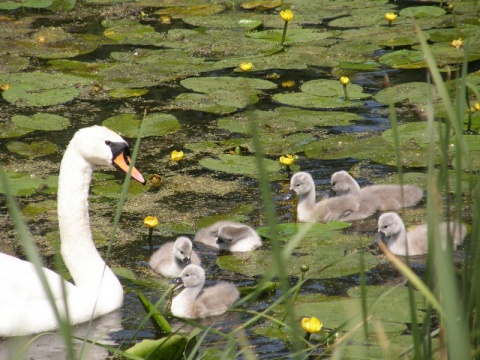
301 317 322 333
280 10 294 22
384 12 397 22
171 150 184 162
282 80 295 88
280 154 295 166
474 102 480 111
149 174 162 187
451 38 463 49
339 76 350 86
144 216 159 229
239 62 253 72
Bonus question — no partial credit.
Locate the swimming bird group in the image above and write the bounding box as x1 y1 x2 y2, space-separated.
0 125 467 337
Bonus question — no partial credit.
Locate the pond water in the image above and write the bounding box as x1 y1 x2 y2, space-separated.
0 0 478 358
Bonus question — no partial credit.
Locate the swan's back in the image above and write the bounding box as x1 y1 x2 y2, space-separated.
192 282 240 318
361 184 423 210
195 221 261 252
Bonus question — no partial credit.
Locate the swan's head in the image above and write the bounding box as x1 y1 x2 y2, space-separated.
284 171 314 200
170 264 205 289
173 236 194 265
216 224 249 244
330 171 356 196
72 126 146 184
375 212 404 245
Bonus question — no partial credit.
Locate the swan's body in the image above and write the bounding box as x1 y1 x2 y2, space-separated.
330 171 424 210
170 264 239 319
286 171 376 222
149 236 201 277
0 126 145 337
375 212 467 256
194 221 262 252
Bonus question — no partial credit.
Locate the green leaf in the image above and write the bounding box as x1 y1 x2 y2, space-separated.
125 335 186 359
11 113 70 131
7 140 57 158
137 293 172 334
102 113 180 138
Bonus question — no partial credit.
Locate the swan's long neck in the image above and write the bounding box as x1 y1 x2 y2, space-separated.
297 181 317 221
172 285 203 318
57 144 122 306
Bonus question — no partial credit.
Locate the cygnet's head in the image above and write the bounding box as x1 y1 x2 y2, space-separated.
174 236 194 265
176 264 205 288
375 212 405 244
330 171 360 196
285 172 314 200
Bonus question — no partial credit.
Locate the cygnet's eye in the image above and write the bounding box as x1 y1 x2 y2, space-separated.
180 250 184 255
105 140 112 146
383 225 388 229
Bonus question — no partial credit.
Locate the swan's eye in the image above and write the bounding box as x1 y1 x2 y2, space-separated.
383 225 388 229
180 251 184 255
105 140 112 145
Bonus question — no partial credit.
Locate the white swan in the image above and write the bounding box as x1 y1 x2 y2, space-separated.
330 171 424 210
375 212 467 256
194 221 262 252
0 125 145 337
170 264 239 319
285 171 376 222
148 236 201 277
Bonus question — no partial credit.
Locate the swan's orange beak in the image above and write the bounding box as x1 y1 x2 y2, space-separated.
113 152 146 184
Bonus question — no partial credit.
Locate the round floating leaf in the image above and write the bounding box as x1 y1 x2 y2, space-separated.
411 42 480 66
0 122 35 139
399 6 446 18
108 88 149 98
199 154 282 179
11 113 70 131
173 93 243 115
0 0 52 9
0 54 30 74
382 122 446 148
0 171 44 196
217 233 377 279
180 12 269 30
180 76 277 94
154 4 225 17
3 84 79 107
91 178 145 198
328 7 398 28
257 222 351 241
103 22 165 45
301 79 370 100
7 140 57 158
247 29 335 44
374 82 438 105
102 113 180 138
240 0 281 10
218 108 361 136
273 92 364 109
378 50 426 69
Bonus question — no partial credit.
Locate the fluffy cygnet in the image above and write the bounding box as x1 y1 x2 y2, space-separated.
330 171 424 210
194 221 262 252
375 212 467 256
285 171 377 222
170 264 239 319
149 236 201 278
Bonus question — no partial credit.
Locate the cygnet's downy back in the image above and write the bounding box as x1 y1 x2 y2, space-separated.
330 171 424 210
194 221 262 252
375 212 467 256
170 264 239 319
149 236 201 277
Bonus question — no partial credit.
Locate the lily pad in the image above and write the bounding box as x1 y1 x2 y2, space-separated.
102 113 180 138
173 92 254 115
0 54 30 74
0 0 52 9
103 21 165 45
217 232 377 279
246 29 335 45
382 122 446 148
399 6 446 18
0 171 52 196
378 50 426 69
11 113 70 131
0 122 35 139
273 92 364 109
374 82 438 105
180 76 277 94
154 4 226 17
7 140 57 158
108 88 149 98
199 154 282 179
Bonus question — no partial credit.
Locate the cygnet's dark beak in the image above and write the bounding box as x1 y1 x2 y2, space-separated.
284 189 296 201
328 189 337 198
182 257 191 265
216 237 226 244
373 231 385 245
169 277 184 291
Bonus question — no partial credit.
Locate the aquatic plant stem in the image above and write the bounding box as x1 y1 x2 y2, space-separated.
281 21 288 46
342 85 350 102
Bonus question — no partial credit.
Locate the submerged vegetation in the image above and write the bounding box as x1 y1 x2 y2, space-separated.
0 0 480 359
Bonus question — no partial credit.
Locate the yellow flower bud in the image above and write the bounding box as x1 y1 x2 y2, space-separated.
340 76 350 86
474 102 480 111
149 174 162 187
384 12 397 22
451 38 463 49
144 216 159 228
159 15 171 24
280 10 294 22
281 80 295 88
239 62 253 72
301 317 322 333
171 150 184 162
280 154 295 166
